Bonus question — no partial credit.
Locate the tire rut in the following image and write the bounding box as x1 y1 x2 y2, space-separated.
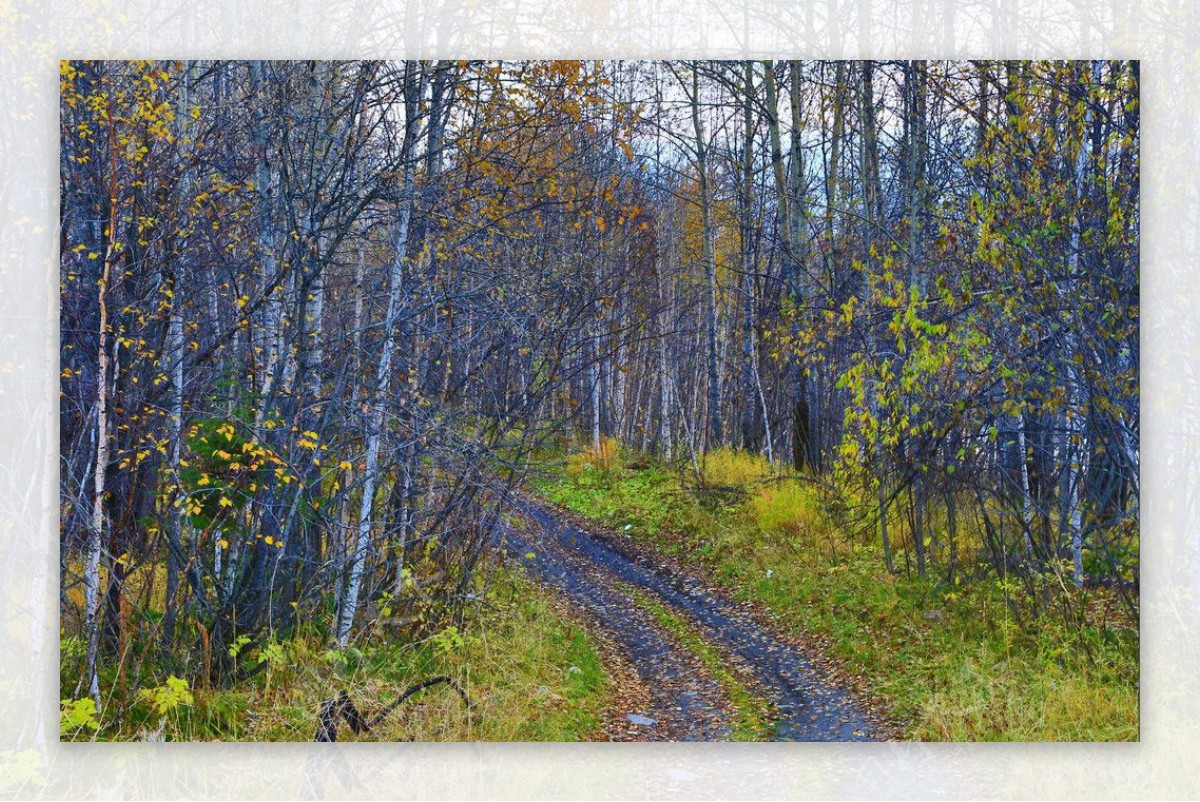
508 496 879 742
505 523 733 741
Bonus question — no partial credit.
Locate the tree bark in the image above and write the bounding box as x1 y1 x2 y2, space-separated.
161 58 196 651
688 63 722 448
337 61 422 647
85 85 125 708
859 60 893 574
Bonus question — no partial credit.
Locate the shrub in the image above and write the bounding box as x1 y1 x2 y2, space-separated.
60 697 100 736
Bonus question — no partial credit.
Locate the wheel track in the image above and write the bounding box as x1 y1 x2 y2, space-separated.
508 496 879 742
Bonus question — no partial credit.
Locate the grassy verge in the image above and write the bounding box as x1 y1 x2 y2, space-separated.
61 565 613 742
532 441 1139 742
617 581 774 740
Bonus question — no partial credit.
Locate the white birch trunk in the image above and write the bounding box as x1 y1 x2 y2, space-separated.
1064 60 1103 586
85 110 124 706
162 59 194 648
337 189 413 646
337 62 421 646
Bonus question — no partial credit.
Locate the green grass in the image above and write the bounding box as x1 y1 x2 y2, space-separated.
532 444 1139 742
62 566 614 742
619 582 774 741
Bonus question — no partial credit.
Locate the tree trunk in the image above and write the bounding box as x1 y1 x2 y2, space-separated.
739 62 761 453
86 91 125 708
859 60 892 573
337 61 422 647
161 58 196 652
1063 60 1104 587
689 65 722 448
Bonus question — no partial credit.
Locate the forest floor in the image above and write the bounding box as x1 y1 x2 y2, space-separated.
505 493 890 741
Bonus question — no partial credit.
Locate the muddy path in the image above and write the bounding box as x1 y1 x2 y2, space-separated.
505 495 881 742
504 523 734 741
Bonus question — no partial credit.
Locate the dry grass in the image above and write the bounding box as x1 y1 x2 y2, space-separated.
566 435 622 477
917 645 1139 741
61 567 613 742
750 482 825 542
700 447 775 488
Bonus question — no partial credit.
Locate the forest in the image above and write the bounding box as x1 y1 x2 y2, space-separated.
59 59 1139 741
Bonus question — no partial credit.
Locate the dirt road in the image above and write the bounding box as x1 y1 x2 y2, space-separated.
505 496 880 742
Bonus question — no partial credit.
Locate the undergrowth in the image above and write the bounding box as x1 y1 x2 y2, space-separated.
533 442 1139 742
60 566 611 742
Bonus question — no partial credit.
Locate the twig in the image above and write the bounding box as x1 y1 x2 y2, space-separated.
314 676 473 742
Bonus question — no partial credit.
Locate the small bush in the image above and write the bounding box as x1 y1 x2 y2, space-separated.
138 675 195 717
60 697 100 737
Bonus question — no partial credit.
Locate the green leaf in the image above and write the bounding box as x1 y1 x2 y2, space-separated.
60 698 100 734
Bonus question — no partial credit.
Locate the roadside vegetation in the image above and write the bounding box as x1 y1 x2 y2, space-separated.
534 439 1138 741
60 566 612 742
